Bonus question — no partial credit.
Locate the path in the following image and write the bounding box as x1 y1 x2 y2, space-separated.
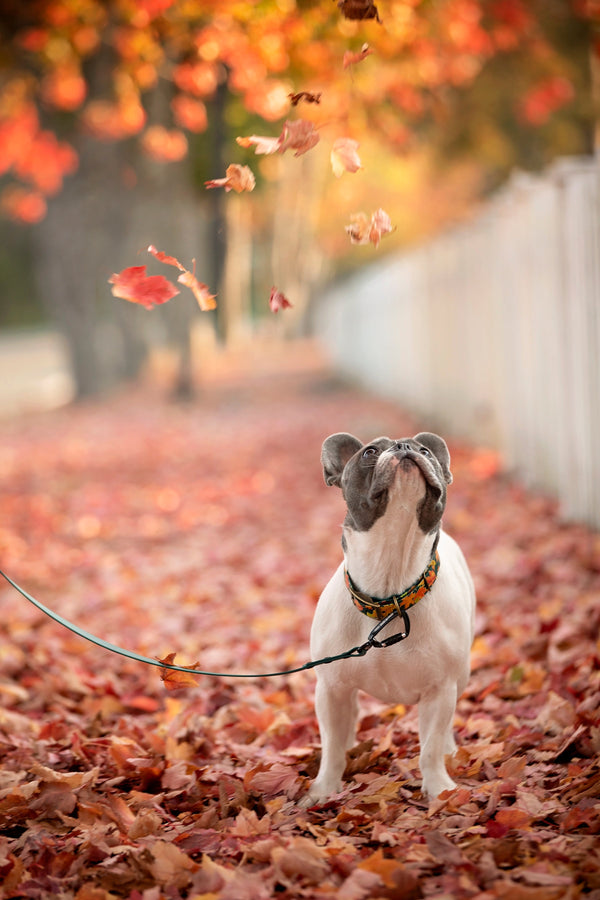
0 338 598 899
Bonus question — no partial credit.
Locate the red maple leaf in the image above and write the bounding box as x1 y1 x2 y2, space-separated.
108 265 179 309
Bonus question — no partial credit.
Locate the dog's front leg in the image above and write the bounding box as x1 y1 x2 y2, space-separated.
302 679 358 806
418 682 458 799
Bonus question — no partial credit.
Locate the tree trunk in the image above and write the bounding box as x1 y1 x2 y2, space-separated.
32 135 136 399
207 74 229 344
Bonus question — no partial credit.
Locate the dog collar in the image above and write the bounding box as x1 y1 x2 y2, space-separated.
344 550 440 621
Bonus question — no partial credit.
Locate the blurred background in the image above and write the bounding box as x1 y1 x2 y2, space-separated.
0 0 598 523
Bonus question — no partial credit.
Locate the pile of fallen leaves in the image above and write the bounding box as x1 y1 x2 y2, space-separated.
0 341 598 900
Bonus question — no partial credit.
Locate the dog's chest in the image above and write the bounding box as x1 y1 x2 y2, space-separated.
343 514 431 599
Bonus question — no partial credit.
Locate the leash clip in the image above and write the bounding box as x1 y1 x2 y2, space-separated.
368 608 411 647
359 608 411 654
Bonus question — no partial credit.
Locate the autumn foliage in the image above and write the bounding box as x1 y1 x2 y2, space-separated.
1 345 599 898
0 0 595 227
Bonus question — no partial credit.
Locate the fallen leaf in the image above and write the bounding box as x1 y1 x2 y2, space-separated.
494 807 534 829
108 266 179 309
205 163 255 192
271 837 329 885
425 830 467 866
157 653 202 690
146 840 198 888
357 848 404 887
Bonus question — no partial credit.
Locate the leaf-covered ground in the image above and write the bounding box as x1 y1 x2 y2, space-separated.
0 340 599 900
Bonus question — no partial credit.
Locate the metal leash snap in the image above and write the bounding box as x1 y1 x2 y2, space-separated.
367 608 411 648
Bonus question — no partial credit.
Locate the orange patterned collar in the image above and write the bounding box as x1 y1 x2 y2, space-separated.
344 550 440 621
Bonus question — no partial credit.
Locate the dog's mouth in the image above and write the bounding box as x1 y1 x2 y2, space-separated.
391 448 442 498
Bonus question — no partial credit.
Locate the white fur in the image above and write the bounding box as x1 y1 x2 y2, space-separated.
303 455 475 805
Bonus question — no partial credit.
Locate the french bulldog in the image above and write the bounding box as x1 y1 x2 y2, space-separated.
303 432 475 805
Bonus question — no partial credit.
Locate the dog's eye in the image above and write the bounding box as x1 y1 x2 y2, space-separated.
419 447 431 457
362 446 379 458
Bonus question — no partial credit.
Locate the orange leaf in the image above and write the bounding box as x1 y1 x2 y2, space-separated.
331 137 362 177
157 653 202 690
205 163 255 192
147 246 216 311
343 43 374 68
495 807 533 829
147 244 185 270
177 270 216 312
358 848 405 888
109 266 179 309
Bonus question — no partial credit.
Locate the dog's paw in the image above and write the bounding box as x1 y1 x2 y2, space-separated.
422 772 457 799
298 779 342 808
298 792 323 809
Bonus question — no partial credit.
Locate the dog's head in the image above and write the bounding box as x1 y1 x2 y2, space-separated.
321 432 452 534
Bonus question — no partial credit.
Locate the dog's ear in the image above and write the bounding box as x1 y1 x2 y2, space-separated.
413 432 453 485
321 433 363 487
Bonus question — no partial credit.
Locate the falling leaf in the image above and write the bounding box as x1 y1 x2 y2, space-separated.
205 163 255 192
236 134 282 155
237 119 320 158
331 137 362 177
289 91 322 106
177 270 216 312
269 287 292 313
147 244 216 311
108 265 179 309
147 244 184 269
337 0 381 22
278 119 320 156
345 208 393 248
343 43 374 69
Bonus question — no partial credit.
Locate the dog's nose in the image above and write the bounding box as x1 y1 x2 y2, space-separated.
395 441 411 452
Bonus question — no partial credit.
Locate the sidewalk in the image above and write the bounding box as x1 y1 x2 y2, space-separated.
0 328 74 417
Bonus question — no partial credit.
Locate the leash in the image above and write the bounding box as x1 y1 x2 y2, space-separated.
0 568 411 680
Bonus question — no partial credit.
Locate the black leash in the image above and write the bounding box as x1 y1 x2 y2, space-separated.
0 568 411 680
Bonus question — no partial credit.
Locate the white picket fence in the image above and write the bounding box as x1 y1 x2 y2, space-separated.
315 155 600 529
